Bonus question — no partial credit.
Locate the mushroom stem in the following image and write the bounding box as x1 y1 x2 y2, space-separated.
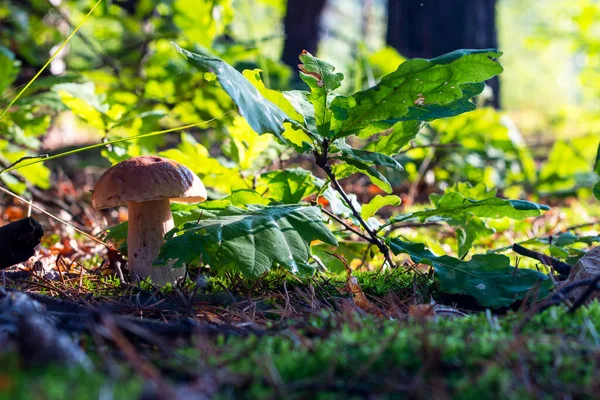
127 199 183 285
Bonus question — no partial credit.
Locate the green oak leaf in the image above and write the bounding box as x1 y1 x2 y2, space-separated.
174 44 292 140
283 90 318 135
336 146 403 171
393 192 549 223
399 82 486 122
260 168 320 204
361 195 401 220
335 157 393 194
156 205 338 277
388 239 550 308
363 121 425 155
298 51 344 138
331 49 503 138
242 70 314 152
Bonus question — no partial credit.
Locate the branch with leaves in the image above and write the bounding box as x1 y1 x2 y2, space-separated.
169 44 558 308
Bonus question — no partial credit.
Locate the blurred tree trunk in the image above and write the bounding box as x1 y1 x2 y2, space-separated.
281 0 327 69
386 0 500 108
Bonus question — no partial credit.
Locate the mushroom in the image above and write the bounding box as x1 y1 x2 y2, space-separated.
92 156 206 284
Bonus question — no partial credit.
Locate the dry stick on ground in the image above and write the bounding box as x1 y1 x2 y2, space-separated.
511 243 572 275
314 139 395 270
567 274 600 312
101 315 177 397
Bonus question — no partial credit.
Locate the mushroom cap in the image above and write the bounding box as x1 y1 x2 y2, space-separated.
92 156 207 210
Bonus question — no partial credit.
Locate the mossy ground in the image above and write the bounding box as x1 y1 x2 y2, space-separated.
1 270 598 399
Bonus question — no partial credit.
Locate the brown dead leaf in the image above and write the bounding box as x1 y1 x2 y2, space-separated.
562 246 600 303
334 254 385 317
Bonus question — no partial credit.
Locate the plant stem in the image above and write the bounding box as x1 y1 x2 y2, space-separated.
320 207 371 241
315 140 395 269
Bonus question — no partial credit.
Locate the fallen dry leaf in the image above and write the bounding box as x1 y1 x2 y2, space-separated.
338 256 385 317
562 246 600 303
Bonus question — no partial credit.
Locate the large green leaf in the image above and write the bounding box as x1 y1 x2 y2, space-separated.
393 192 549 223
260 168 320 204
331 49 503 138
298 51 343 138
388 239 550 308
363 121 425 155
174 44 292 140
156 205 338 277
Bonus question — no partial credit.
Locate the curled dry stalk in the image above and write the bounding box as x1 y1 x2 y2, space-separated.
314 139 396 269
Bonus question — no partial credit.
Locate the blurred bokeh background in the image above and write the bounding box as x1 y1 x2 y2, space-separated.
0 0 598 206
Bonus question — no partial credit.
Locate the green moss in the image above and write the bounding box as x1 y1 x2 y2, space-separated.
1 282 598 399
0 355 142 400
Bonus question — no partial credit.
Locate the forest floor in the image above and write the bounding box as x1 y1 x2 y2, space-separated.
0 168 599 400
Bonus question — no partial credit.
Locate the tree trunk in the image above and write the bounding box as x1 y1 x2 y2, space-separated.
386 0 500 108
281 0 328 70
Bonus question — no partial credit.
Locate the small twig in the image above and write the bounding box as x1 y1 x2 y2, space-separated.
320 207 371 241
0 155 49 174
317 154 395 269
48 3 121 76
101 315 177 397
0 185 107 246
512 243 572 275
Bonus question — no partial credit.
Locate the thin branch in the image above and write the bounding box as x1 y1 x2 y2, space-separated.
512 243 572 275
48 3 121 76
315 140 395 269
0 154 49 174
320 207 371 241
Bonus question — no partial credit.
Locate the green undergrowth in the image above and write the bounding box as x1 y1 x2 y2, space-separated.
1 301 599 399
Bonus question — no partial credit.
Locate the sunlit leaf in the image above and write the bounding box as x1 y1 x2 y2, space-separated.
361 195 401 220
362 121 424 155
336 143 403 171
331 49 503 138
335 157 392 194
243 70 314 152
174 44 293 140
394 192 549 223
298 51 344 138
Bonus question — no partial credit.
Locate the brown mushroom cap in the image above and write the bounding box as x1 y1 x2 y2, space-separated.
92 156 207 210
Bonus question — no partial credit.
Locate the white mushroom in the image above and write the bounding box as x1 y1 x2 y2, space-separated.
92 156 206 285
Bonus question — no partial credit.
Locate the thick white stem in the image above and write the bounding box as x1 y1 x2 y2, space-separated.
127 199 183 285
